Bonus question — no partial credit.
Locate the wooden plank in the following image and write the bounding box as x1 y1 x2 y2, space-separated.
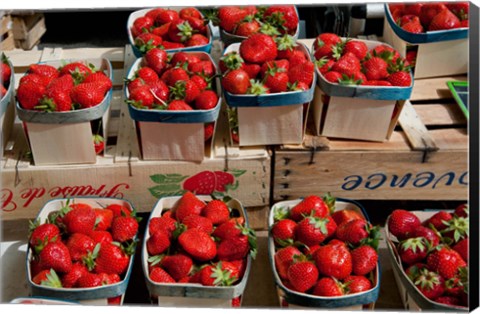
0 31 15 51
11 13 43 40
410 75 468 101
14 15 46 50
414 103 467 127
429 128 468 151
398 101 438 152
273 149 468 202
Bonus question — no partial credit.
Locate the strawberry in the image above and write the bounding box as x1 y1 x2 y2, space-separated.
29 222 60 254
62 203 96 235
148 215 177 238
218 7 248 33
275 34 298 59
188 60 215 78
263 5 299 34
235 16 260 37
314 33 342 50
290 195 333 222
427 247 467 279
288 61 314 87
402 18 424 34
455 204 468 218
172 191 206 222
46 74 74 94
314 243 352 280
65 233 95 262
128 85 154 109
147 230 171 256
170 51 200 67
398 237 429 265
76 272 103 288
135 33 163 53
179 7 202 20
183 171 217 195
193 90 219 110
423 211 452 231
136 67 159 85
168 100 192 110
19 73 51 87
420 3 448 27
274 246 302 280
186 34 209 47
440 215 468 243
32 269 63 288
61 263 89 288
217 235 251 261
453 238 468 262
212 171 235 192
182 214 213 234
200 261 239 286
314 43 335 61
111 215 138 242
388 71 412 87
162 41 185 50
145 48 168 75
264 67 289 93
155 9 179 25
331 209 365 226
241 63 262 79
271 219 297 247
411 226 441 247
435 296 462 307
405 263 429 281
296 214 337 247
82 72 112 94
170 79 201 104
429 8 461 31
127 77 146 93
362 80 393 86
184 16 207 34
335 219 375 246
94 242 130 275
106 204 132 217
29 64 59 80
161 254 193 281
260 60 290 78
287 259 319 293
370 45 401 64
446 3 469 21
1 60 11 84
190 75 208 91
351 245 378 276
168 19 194 43
388 209 421 240
343 40 368 60
37 89 73 112
89 230 113 245
133 15 154 34
59 62 93 80
202 200 230 225
149 267 175 283
71 82 106 108
204 123 215 141
240 33 277 64
17 82 46 110
313 277 344 296
414 269 445 300
222 69 251 94
166 67 190 87
178 228 217 262
323 71 343 83
211 218 246 241
362 55 389 81
332 52 361 77
39 241 72 274
219 51 244 72
344 275 372 294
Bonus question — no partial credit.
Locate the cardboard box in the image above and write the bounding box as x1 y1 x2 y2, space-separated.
382 4 468 79
1 53 15 151
142 195 252 307
127 8 213 58
268 198 380 309
223 42 315 147
15 58 113 165
125 53 221 161
26 197 138 305
312 38 412 142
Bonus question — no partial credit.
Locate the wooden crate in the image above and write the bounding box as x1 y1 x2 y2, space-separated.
0 14 15 51
11 13 46 50
1 43 271 221
273 75 468 202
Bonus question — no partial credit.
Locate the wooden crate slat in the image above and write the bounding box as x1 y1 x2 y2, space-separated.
429 128 468 151
13 13 46 50
414 103 467 127
398 101 438 152
410 75 468 102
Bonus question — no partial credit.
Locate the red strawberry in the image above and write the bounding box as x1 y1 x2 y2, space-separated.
155 9 179 25
414 269 445 300
314 33 342 50
128 85 154 109
39 241 72 274
29 64 59 80
162 41 185 50
145 48 168 74
332 52 361 77
65 233 95 262
168 99 192 110
218 7 248 33
423 211 452 231
429 9 461 31
454 204 468 218
335 219 373 246
202 200 230 225
149 80 170 104
148 215 177 238
161 254 193 281
274 246 302 280
61 263 89 288
435 296 462 306
1 61 11 84
388 209 421 240
296 214 337 247
388 71 412 87
30 258 45 278
178 228 217 262
46 74 74 94
127 77 146 93
106 204 132 217
190 75 208 91
287 260 319 293
29 222 60 254
149 267 175 283
17 82 46 110
59 62 93 78
200 261 239 286
344 275 372 294
135 33 163 53
405 263 429 281
186 34 209 47
211 217 246 241
288 49 308 68
264 67 289 93
427 247 467 279
19 73 51 87
222 69 251 94
402 18 424 33
136 67 159 85
453 238 468 263
240 33 277 64
404 3 423 16
166 67 190 87
89 230 113 245
235 16 260 37
183 171 217 195
314 243 352 280
331 209 365 226
313 277 344 296
133 15 153 34
362 80 393 86
37 89 73 112
94 242 130 275
263 5 299 34
63 203 97 235
179 7 202 20
182 214 213 234
111 215 138 242
420 3 448 27
446 3 469 21
172 191 206 222
170 51 200 67
188 60 215 78
204 123 215 141
316 57 336 75
271 219 297 247
168 19 194 43
170 79 201 104
343 40 368 60
76 272 102 288
82 72 112 94
32 269 63 287
241 63 261 80
363 56 389 80
411 226 441 247
314 43 335 60
219 51 244 73
275 34 298 59
288 61 314 87
323 71 343 83
194 90 218 110
351 245 378 276
398 237 429 265
289 195 332 221
147 230 171 256
71 82 106 108
93 208 113 231
217 235 251 261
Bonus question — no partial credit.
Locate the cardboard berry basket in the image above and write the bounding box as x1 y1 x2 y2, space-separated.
127 8 213 58
223 41 315 147
125 52 221 162
312 38 413 142
1 53 15 152
268 198 380 309
219 6 300 48
15 58 113 166
141 195 252 307
26 197 138 306
385 210 469 312
382 4 468 79
11 297 79 305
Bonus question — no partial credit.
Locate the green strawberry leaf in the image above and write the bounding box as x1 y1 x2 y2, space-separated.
150 174 189 184
148 185 184 199
230 169 247 178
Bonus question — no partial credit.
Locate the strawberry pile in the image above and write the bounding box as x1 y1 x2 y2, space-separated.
207 5 298 38
314 33 412 87
221 34 315 95
126 49 219 142
131 7 210 53
145 192 256 289
1 55 12 99
387 205 469 308
389 2 469 33
28 200 139 301
271 194 380 297
17 61 112 112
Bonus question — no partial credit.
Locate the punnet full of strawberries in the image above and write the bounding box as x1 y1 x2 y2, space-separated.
17 61 112 112
313 33 412 87
389 2 469 34
1 55 12 99
387 204 469 308
28 200 140 298
130 7 210 53
145 192 257 288
221 33 315 95
271 194 380 297
205 5 298 37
